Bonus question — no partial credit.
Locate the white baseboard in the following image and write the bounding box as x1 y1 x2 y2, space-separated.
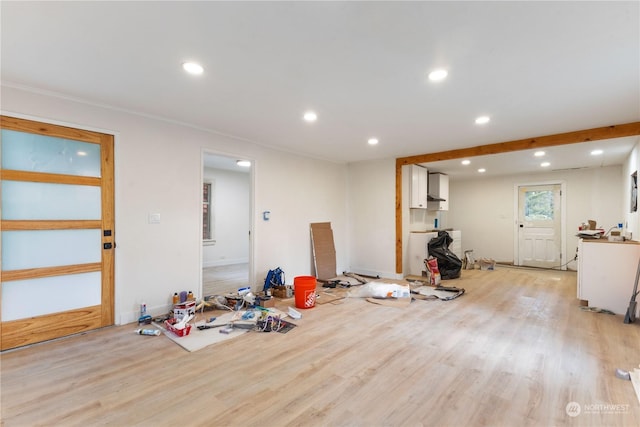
118 303 173 326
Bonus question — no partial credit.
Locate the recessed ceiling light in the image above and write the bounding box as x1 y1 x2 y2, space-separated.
461 159 471 165
475 116 490 125
428 69 448 81
591 149 603 156
534 151 546 157
478 168 486 173
182 62 204 75
368 138 379 145
303 111 317 122
541 162 550 167
236 160 251 167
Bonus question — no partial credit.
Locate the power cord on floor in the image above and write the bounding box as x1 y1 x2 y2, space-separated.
549 256 577 271
495 254 578 272
544 251 580 271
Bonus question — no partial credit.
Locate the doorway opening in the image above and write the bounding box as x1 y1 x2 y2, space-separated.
201 152 253 297
514 182 566 269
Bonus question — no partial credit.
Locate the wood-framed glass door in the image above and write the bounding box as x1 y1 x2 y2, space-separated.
0 115 115 350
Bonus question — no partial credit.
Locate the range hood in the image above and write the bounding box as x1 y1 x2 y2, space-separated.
426 172 448 204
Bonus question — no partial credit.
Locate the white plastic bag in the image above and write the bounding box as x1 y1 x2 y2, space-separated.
348 282 410 299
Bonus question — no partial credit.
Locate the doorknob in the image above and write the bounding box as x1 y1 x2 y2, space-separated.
519 224 524 228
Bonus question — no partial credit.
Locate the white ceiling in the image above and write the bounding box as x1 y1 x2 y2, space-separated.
203 153 251 173
1 1 639 173
423 135 638 180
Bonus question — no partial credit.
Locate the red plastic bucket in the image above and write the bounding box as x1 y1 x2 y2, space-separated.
294 276 317 309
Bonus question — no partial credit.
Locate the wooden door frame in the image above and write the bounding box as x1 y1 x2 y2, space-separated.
0 115 115 350
395 122 640 274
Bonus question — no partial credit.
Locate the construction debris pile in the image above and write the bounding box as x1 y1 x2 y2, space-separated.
132 222 466 351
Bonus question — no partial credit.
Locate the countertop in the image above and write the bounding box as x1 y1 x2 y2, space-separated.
582 238 639 245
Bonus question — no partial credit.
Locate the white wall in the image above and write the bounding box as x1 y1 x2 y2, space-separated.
347 158 399 278
202 167 250 267
623 138 640 240
347 159 627 279
448 165 623 269
254 152 349 283
5 84 635 326
2 85 347 324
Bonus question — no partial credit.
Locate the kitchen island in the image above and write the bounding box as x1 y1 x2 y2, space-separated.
577 238 640 315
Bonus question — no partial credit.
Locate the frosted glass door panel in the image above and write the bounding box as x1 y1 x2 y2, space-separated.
1 181 101 220
2 230 101 270
1 129 101 177
1 272 101 321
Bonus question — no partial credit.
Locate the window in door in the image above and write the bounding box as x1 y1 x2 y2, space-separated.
0 115 115 350
524 190 555 221
203 181 215 242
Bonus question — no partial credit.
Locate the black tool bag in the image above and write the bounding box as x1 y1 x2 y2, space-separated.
427 231 462 279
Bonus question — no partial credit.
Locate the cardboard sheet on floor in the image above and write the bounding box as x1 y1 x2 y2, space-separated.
317 288 349 304
310 222 337 281
325 274 365 286
316 274 369 304
153 311 251 352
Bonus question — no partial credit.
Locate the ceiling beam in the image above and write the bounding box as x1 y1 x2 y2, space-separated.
395 121 640 274
397 121 640 166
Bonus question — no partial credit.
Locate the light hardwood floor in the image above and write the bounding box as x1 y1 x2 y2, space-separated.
203 263 249 297
2 267 640 426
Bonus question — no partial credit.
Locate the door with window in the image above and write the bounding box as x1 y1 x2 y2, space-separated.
1 116 115 350
516 183 563 268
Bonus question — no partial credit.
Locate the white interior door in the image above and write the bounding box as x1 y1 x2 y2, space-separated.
516 183 563 268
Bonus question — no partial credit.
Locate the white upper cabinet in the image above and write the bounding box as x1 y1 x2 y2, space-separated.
409 165 428 209
427 172 449 211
